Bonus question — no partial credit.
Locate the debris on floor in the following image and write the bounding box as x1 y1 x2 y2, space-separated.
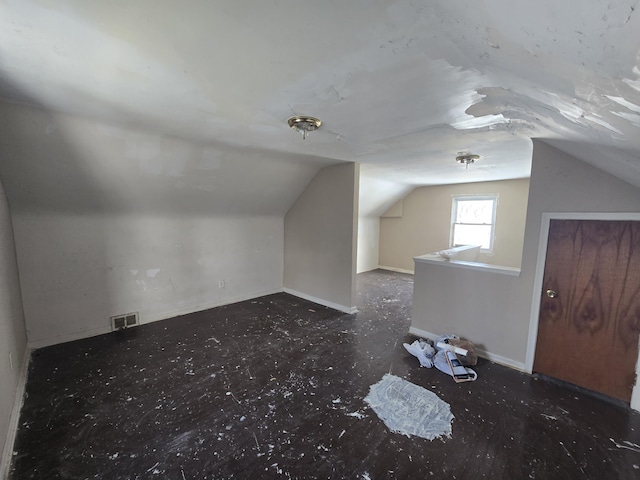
404 334 478 382
364 374 453 441
402 338 435 367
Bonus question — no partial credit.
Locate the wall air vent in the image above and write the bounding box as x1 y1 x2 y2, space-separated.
111 312 139 331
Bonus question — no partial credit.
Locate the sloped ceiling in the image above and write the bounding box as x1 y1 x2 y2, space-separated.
1 0 640 210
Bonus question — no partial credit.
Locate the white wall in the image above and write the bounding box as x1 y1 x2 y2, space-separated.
357 217 380 273
13 213 283 347
0 103 330 218
412 262 524 367
356 172 412 273
411 140 640 368
284 163 359 312
0 102 333 347
0 177 27 477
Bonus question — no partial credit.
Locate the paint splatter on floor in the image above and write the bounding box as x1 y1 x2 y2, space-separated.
9 270 640 479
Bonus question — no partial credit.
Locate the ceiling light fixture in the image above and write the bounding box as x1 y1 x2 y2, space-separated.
287 115 322 140
456 154 480 169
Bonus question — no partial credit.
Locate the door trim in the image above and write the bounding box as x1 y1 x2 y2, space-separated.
526 212 640 410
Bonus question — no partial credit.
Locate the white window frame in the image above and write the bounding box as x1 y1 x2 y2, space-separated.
450 194 498 253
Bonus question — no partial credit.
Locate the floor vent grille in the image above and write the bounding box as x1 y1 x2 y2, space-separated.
111 312 139 331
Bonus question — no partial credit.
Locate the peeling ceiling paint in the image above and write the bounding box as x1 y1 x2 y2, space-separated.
1 0 640 191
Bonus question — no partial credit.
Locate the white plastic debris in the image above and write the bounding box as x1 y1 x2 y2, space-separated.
403 339 435 368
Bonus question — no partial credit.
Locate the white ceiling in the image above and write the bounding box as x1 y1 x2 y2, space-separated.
1 0 640 188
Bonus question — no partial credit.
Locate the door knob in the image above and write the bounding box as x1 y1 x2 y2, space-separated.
546 289 557 298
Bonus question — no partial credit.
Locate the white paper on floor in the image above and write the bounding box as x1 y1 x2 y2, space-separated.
364 374 453 441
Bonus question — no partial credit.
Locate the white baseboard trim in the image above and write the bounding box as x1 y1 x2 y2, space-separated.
282 288 358 314
1 347 31 480
474 349 526 372
408 326 526 372
377 265 414 275
407 326 441 345
28 325 112 350
356 266 379 274
27 288 283 350
138 288 283 328
632 380 640 412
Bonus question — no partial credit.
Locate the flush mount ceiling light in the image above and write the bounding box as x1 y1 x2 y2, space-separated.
287 115 322 140
456 153 480 169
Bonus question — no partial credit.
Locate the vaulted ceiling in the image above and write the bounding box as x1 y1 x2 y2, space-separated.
1 0 640 194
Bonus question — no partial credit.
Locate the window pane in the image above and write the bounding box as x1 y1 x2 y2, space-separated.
453 224 492 249
456 200 494 224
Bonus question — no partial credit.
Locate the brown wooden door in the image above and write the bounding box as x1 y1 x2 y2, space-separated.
533 220 640 402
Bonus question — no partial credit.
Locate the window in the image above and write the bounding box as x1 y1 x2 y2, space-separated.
450 195 497 251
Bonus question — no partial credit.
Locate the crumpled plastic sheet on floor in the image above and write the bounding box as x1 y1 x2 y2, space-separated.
403 339 435 367
364 374 453 441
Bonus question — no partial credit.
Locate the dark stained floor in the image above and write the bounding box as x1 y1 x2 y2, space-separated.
10 269 640 479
